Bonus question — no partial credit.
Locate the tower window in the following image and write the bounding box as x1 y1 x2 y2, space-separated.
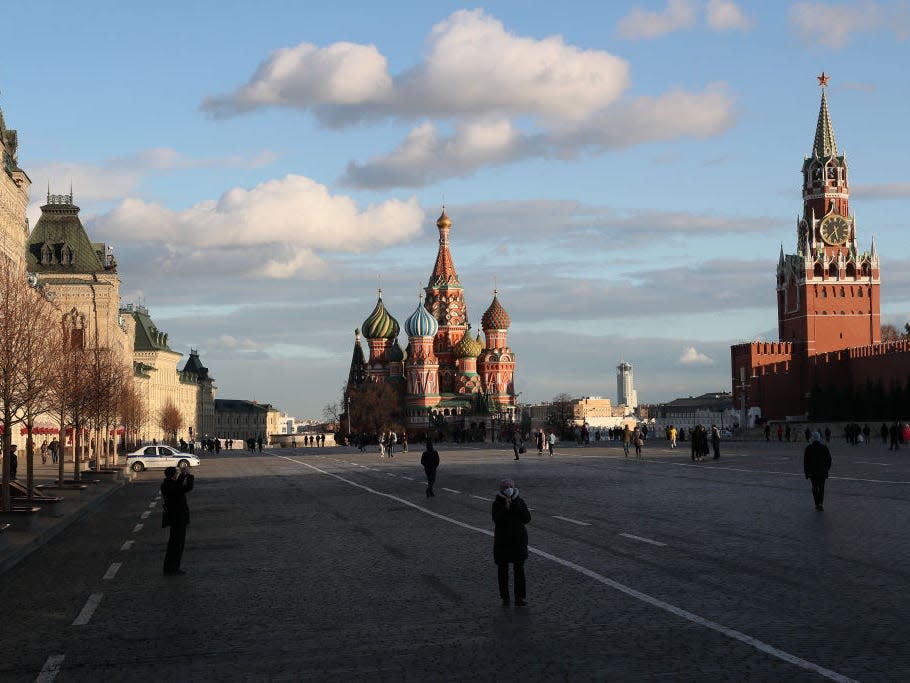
829 264 838 278
822 288 827 298
858 289 863 298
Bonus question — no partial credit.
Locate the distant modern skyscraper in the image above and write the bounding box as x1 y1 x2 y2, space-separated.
617 360 637 408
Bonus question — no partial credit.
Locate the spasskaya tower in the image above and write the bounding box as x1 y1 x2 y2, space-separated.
777 72 880 356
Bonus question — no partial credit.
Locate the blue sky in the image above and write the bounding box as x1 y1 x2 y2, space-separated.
2 1 909 418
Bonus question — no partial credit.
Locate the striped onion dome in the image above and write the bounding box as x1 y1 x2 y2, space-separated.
362 292 400 340
454 325 483 359
386 339 405 362
481 292 510 330
405 301 439 338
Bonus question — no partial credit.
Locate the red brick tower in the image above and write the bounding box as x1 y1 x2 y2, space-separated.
424 209 468 393
777 73 880 357
404 297 441 417
478 291 516 417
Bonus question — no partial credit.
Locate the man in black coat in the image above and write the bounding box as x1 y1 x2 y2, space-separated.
803 431 832 511
421 440 440 498
492 478 531 607
161 465 195 575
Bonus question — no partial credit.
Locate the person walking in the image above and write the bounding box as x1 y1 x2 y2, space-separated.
536 430 544 456
40 439 49 465
669 425 678 449
421 440 440 498
622 424 632 457
547 431 556 456
804 431 832 511
161 464 195 575
256 436 263 453
711 425 721 460
633 428 643 458
492 479 531 607
402 432 408 453
511 430 522 461
49 438 59 465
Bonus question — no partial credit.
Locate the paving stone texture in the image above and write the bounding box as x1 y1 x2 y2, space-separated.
1 437 908 681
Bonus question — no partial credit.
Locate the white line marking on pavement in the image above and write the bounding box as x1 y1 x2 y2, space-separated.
274 454 857 683
442 487 461 494
102 562 122 580
132 523 143 533
386 473 397 477
471 495 493 501
620 533 667 547
855 461 892 466
120 540 134 551
72 593 103 626
553 515 591 526
148 501 157 508
140 510 151 519
402 476 415 481
36 654 66 683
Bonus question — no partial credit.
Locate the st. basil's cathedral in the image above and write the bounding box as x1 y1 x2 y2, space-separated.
344 209 517 430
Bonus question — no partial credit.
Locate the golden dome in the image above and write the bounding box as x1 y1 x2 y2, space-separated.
436 208 452 229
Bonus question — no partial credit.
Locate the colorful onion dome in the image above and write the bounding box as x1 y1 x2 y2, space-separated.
405 300 439 338
454 325 483 359
386 339 405 362
362 291 400 340
436 208 452 229
481 291 510 330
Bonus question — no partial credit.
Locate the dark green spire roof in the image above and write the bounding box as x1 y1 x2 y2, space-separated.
26 194 110 273
122 303 173 352
812 89 838 158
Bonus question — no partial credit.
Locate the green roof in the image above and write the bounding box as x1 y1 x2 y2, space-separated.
122 304 173 352
26 195 109 273
215 399 275 413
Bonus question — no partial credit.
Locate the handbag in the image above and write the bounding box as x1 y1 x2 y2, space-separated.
518 446 526 454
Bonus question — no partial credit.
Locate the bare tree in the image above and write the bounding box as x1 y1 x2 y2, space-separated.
17 287 62 498
547 392 576 437
0 260 63 509
347 382 404 438
159 400 183 444
881 324 901 342
118 383 146 452
322 401 340 424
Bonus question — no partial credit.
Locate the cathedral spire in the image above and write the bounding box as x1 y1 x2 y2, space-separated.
813 74 837 158
428 207 460 287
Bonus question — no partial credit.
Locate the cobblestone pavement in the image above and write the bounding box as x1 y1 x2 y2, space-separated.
1 439 908 681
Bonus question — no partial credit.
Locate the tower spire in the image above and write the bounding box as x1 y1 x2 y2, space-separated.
813 73 837 158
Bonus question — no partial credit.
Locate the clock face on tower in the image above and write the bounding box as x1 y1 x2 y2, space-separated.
820 215 851 245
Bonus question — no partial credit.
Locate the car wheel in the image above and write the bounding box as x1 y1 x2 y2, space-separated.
177 459 190 468
131 462 145 472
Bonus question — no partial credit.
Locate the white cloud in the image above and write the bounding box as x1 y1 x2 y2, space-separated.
853 182 910 199
679 346 715 365
201 9 735 188
201 42 393 117
705 0 754 31
616 0 697 39
342 85 736 189
89 175 424 278
789 1 884 48
203 9 629 124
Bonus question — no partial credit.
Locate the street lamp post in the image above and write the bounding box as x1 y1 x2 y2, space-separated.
346 396 351 436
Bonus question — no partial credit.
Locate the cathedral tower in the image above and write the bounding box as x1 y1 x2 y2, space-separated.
478 291 516 416
424 209 468 393
404 297 441 417
777 74 880 356
361 290 399 383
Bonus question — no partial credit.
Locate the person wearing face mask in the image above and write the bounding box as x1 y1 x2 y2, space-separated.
492 478 531 607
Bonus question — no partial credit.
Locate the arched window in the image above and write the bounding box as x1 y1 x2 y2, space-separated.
858 288 864 298
840 286 845 297
846 263 856 278
829 263 838 278
822 288 828 299
41 244 53 265
814 264 823 278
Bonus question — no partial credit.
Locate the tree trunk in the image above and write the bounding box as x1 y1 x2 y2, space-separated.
73 427 82 482
2 407 11 512
57 424 65 485
26 428 34 501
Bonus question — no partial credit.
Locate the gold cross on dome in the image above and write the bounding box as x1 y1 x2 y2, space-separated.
817 72 830 87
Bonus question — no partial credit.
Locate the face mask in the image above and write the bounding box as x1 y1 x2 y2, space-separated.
503 487 514 497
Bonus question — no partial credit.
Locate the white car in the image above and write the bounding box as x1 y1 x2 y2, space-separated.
127 445 200 472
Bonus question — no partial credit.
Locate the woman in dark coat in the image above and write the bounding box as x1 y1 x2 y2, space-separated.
492 478 531 606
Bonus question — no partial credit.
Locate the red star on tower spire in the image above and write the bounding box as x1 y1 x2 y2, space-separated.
817 72 830 87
